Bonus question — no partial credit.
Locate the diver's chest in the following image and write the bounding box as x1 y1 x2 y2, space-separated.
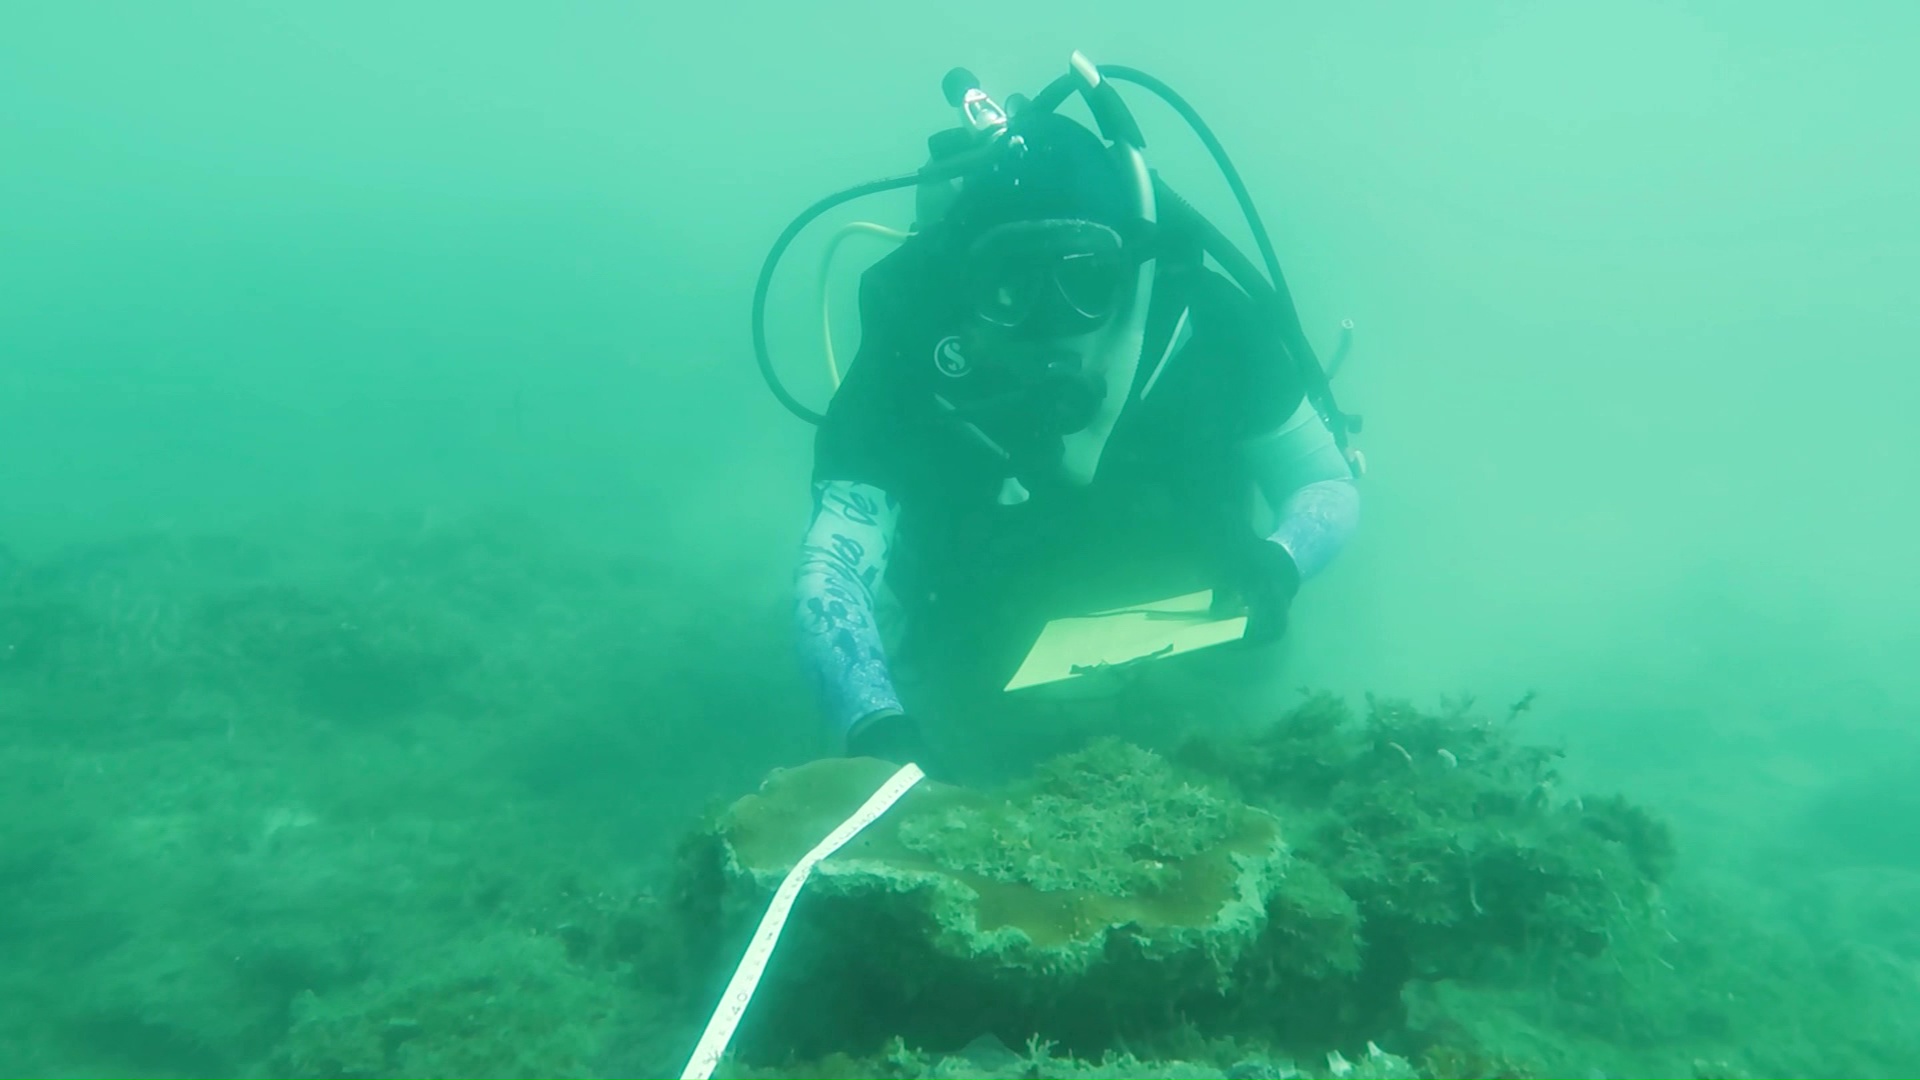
983 441 1222 551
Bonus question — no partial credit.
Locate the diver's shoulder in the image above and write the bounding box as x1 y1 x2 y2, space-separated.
1162 263 1265 355
860 230 951 299
1181 263 1260 316
1166 263 1304 417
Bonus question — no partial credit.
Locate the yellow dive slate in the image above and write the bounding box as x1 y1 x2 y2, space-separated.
1003 589 1249 692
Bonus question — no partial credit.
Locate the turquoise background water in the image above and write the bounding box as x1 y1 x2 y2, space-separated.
2 3 1914 1076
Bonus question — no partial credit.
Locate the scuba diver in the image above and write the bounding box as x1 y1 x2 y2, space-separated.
767 55 1363 767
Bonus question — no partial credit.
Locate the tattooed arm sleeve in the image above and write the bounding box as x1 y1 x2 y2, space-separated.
794 479 905 736
1239 397 1360 581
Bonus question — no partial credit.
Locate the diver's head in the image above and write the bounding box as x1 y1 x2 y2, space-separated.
948 111 1141 339
942 112 1147 443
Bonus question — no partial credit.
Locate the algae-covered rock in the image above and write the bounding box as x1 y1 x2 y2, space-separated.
892 741 1258 899
1324 1041 1421 1080
721 1037 1262 1080
1182 693 1673 971
678 740 1296 1062
275 930 616 1079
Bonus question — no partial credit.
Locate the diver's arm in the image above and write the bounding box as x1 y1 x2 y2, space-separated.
794 479 904 736
1239 398 1360 580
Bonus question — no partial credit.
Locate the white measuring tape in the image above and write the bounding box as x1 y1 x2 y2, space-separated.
679 762 926 1080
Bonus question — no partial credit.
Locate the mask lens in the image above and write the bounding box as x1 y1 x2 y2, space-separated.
964 220 1130 335
1053 250 1126 320
968 259 1046 328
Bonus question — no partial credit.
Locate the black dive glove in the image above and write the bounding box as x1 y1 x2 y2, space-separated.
1223 535 1302 645
845 709 934 768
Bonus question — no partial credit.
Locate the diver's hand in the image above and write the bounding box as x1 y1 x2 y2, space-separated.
845 708 934 768
1239 537 1302 645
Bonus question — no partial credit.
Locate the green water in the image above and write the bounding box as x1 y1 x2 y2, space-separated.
2 3 1915 1077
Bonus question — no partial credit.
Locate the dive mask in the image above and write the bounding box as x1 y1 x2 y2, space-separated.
962 219 1139 340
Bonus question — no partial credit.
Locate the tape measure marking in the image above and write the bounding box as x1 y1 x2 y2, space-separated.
679 762 925 1080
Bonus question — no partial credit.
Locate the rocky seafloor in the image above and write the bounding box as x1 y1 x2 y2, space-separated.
2 512 1916 1079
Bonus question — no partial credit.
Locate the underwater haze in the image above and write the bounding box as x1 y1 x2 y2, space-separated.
2 2 1916 1077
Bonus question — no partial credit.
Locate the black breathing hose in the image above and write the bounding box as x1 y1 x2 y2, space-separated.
1097 66 1359 445
751 171 923 426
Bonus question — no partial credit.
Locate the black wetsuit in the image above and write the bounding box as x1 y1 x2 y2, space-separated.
806 235 1309 696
